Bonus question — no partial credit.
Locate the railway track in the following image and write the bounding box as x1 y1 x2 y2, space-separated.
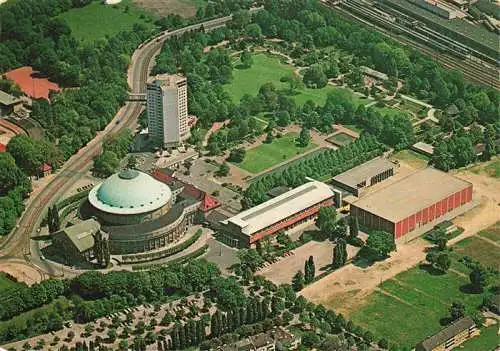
0 11 263 276
324 1 500 90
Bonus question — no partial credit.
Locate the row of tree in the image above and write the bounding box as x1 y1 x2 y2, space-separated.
243 134 385 208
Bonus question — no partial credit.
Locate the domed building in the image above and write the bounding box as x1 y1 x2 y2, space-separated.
88 169 172 225
80 169 201 255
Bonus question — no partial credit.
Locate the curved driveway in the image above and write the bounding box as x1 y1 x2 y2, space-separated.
0 10 262 276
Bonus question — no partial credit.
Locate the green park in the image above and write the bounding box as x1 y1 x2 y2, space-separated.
350 223 500 348
232 132 318 174
58 0 156 42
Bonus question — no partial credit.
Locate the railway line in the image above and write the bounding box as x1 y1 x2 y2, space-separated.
323 0 500 90
0 12 258 276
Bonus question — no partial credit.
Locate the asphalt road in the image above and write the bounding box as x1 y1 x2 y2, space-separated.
0 10 262 276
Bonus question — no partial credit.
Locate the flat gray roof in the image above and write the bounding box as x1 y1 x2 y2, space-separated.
332 157 395 189
412 141 435 155
0 90 21 106
222 181 334 236
352 168 471 222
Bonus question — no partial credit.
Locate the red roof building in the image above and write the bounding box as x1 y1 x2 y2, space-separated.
200 193 221 212
39 163 52 177
0 143 6 153
4 67 60 101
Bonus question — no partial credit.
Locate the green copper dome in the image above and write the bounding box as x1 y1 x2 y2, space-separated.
88 169 172 215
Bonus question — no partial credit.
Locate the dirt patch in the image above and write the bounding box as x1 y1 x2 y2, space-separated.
0 262 44 286
133 0 200 17
300 238 429 317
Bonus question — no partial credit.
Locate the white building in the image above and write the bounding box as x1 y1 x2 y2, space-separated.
146 74 189 148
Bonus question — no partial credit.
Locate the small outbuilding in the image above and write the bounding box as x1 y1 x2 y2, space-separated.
415 316 479 351
0 90 23 117
39 163 52 178
51 219 102 264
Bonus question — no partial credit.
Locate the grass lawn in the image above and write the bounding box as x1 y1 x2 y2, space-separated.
484 159 500 178
478 221 500 244
59 0 156 42
351 266 485 348
460 325 499 351
0 273 21 294
326 133 355 146
233 133 317 174
454 236 500 269
391 149 429 169
225 54 369 107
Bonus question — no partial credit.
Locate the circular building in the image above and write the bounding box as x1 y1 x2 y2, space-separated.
88 169 172 225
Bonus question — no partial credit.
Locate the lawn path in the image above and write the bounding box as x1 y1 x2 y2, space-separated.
473 234 500 248
376 287 415 307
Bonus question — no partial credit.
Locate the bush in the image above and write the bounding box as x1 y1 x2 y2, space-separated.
347 236 364 247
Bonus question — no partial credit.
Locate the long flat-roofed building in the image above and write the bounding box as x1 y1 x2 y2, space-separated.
350 168 473 242
221 181 335 247
331 157 395 197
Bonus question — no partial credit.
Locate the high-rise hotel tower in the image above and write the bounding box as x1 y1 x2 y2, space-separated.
146 74 189 147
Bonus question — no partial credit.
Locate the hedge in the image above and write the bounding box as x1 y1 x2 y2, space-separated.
132 244 209 271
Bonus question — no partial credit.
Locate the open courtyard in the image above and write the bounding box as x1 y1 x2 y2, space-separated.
231 132 318 174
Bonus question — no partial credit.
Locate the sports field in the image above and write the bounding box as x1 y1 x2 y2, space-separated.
225 54 369 107
232 132 317 174
59 0 156 42
350 267 485 348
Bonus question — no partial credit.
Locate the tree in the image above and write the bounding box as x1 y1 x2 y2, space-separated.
363 230 396 261
303 64 328 88
348 216 359 238
292 271 305 291
333 239 347 268
483 124 497 160
470 266 491 292
245 23 262 39
276 110 291 127
316 206 337 236
216 162 230 177
127 155 138 169
240 51 253 68
449 301 465 321
331 219 348 241
93 151 119 178
304 256 315 283
264 131 274 144
287 75 304 95
297 127 310 147
227 148 246 163
436 252 451 272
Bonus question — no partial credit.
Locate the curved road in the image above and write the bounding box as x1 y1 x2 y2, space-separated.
0 10 261 277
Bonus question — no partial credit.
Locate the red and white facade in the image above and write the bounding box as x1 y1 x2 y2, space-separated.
350 168 474 241
221 181 335 247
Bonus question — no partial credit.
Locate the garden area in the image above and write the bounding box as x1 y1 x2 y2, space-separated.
390 149 429 169
58 0 156 42
232 132 318 174
225 54 369 107
326 132 356 147
350 266 485 348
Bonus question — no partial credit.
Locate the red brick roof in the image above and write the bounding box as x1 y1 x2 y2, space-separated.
200 193 221 212
0 143 6 153
4 67 60 100
39 163 52 172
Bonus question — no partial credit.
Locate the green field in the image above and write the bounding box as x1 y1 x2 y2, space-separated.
59 0 156 42
326 132 356 146
0 273 21 294
225 54 369 107
460 325 499 351
454 236 500 269
351 267 484 348
233 132 317 174
484 159 500 178
391 149 429 169
478 222 500 244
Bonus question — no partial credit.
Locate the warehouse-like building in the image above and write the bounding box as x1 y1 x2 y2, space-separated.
220 181 335 247
350 168 473 242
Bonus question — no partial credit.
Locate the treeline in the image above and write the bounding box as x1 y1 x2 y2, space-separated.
0 260 220 344
243 134 384 208
93 130 134 177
